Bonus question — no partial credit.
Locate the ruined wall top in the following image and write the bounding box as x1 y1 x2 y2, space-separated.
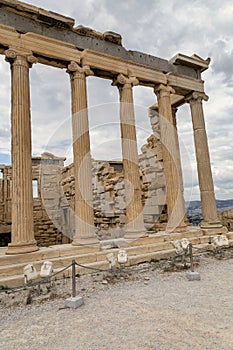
31 153 66 167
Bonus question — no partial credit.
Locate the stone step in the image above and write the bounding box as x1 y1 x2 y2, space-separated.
0 241 173 277
128 228 203 246
0 241 214 288
0 248 178 288
0 235 208 276
0 244 99 266
0 235 213 278
0 260 110 289
0 230 209 267
1 236 231 288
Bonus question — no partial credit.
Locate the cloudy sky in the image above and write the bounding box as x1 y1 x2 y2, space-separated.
0 0 232 201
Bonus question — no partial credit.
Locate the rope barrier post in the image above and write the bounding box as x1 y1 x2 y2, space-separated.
189 243 194 272
72 259 76 298
186 243 201 281
64 259 84 309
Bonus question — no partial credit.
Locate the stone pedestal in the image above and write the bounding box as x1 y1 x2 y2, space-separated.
155 84 187 232
68 62 99 245
65 296 84 309
114 74 147 238
187 92 223 229
5 49 38 254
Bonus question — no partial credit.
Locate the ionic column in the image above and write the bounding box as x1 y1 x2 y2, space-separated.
186 92 222 228
172 107 190 225
155 84 187 232
113 74 147 238
67 61 99 245
5 49 38 254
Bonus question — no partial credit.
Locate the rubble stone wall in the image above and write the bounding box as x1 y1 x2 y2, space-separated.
60 133 167 240
218 210 233 231
32 153 68 246
0 154 67 247
0 166 12 245
0 130 167 245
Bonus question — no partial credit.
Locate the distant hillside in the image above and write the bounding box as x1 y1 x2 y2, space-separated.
186 199 233 226
186 199 233 211
216 199 233 210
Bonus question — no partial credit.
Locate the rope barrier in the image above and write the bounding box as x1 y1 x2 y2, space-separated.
75 261 111 273
50 262 73 278
0 262 73 293
1 243 232 294
0 260 127 294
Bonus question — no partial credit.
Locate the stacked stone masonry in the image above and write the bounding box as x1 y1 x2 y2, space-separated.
0 133 166 246
0 153 67 247
218 210 233 232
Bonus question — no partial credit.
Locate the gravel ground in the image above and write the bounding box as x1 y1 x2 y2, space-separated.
0 254 233 350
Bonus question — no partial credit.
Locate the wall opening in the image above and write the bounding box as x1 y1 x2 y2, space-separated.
32 179 39 198
30 64 71 164
87 76 121 162
133 85 156 150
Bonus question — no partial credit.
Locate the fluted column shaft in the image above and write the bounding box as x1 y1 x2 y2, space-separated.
68 61 98 245
114 74 146 238
155 84 186 232
5 49 38 254
172 107 189 225
187 92 221 228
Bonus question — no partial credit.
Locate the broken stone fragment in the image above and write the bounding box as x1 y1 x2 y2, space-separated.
103 31 122 45
73 25 103 40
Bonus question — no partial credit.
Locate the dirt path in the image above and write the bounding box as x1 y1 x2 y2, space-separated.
1 256 233 350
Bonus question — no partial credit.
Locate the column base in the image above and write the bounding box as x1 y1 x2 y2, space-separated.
201 224 228 236
6 240 39 255
200 219 223 229
72 236 99 246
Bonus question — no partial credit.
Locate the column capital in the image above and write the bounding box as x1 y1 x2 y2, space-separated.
5 48 37 67
154 83 175 96
186 91 209 103
67 61 93 77
112 73 139 88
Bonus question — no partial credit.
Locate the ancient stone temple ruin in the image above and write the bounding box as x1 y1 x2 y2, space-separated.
0 134 167 247
0 0 229 275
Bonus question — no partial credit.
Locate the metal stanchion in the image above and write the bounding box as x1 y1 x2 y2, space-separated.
64 260 84 309
186 243 201 281
72 259 76 298
189 243 194 272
